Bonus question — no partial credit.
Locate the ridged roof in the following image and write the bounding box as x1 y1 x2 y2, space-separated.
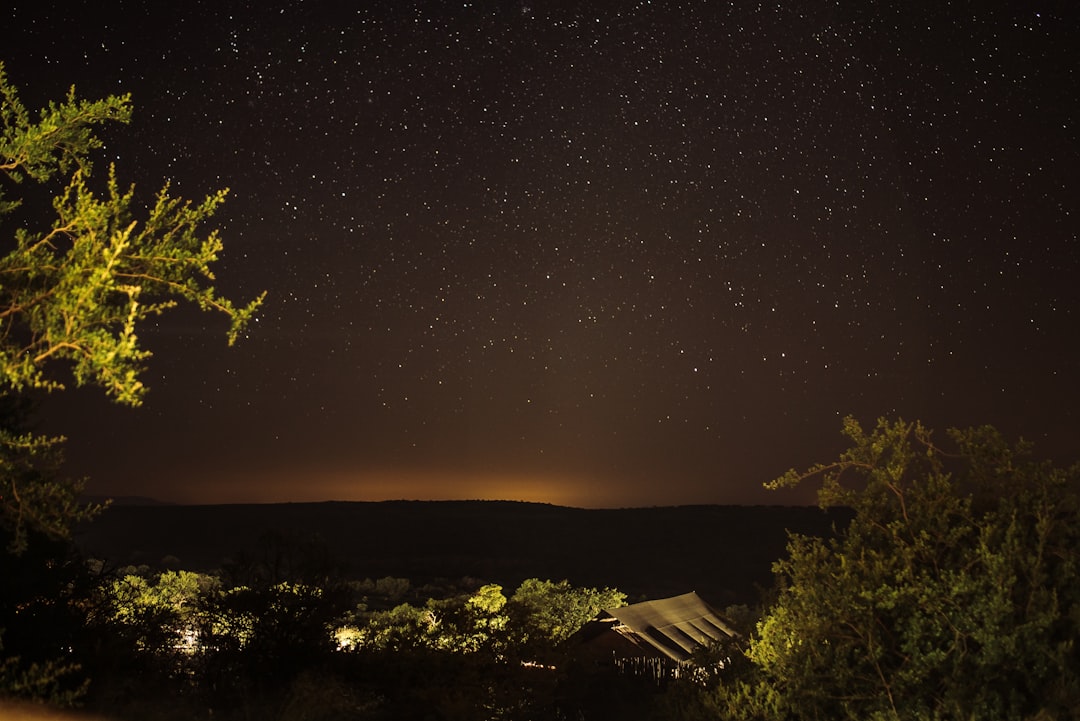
605 591 736 663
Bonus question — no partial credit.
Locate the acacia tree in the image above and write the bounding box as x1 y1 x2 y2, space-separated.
505 577 626 660
0 62 263 551
721 417 1080 721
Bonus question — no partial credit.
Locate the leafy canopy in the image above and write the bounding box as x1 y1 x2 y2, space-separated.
0 62 263 550
727 417 1080 721
0 62 263 405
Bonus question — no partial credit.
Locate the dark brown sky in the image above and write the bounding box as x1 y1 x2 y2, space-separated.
7 0 1079 507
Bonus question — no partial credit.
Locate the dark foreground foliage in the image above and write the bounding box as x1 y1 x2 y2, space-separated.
69 559 648 721
4 420 1079 721
677 418 1080 721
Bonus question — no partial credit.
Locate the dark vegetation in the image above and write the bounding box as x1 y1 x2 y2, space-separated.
38 502 841 719
8 414 1077 721
4 512 732 721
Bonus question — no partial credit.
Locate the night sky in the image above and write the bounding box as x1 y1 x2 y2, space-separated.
6 1 1079 507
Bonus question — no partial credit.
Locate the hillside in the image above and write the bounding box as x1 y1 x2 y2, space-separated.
74 500 850 605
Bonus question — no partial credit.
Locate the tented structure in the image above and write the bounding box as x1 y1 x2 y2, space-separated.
574 591 737 665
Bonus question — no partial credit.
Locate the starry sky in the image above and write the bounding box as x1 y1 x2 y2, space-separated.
6 0 1079 507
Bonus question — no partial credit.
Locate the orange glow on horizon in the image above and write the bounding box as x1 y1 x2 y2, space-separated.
152 465 619 508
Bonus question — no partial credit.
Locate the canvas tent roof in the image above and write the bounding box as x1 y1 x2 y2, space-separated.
603 591 736 663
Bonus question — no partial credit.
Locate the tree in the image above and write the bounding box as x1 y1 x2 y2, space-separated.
0 529 94 706
350 583 509 655
0 62 262 706
0 62 263 551
727 417 1080 721
506 578 626 657
101 570 218 655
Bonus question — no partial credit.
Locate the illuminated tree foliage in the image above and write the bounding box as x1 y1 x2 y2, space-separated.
724 417 1080 721
506 577 626 657
348 578 625 658
353 583 510 654
0 62 263 551
102 570 219 655
83 572 631 719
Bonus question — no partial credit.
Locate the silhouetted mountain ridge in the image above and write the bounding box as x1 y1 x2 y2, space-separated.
81 495 178 507
75 500 851 604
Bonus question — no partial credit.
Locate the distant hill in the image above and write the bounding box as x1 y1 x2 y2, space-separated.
81 495 178 507
74 500 851 605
